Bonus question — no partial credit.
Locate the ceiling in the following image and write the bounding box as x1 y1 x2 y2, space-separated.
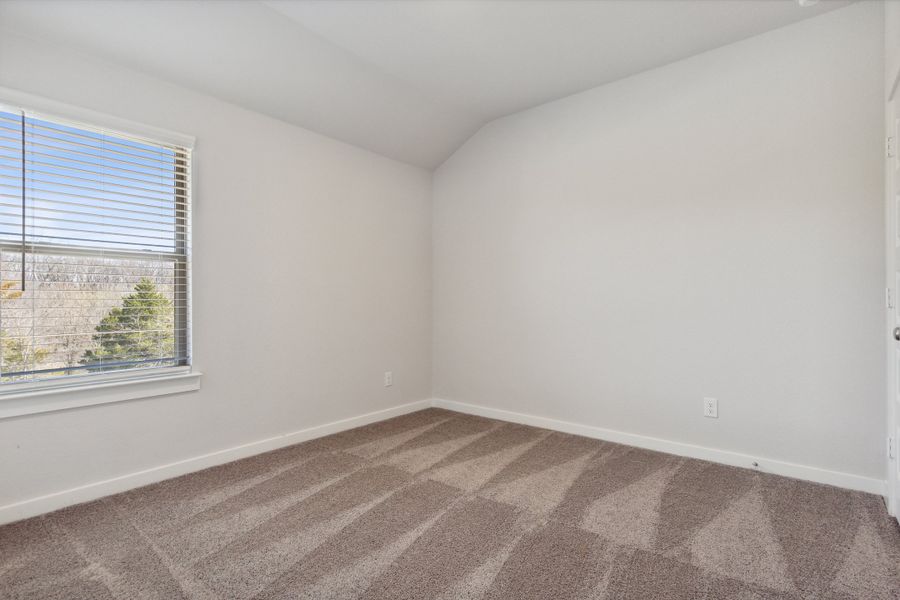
0 0 852 169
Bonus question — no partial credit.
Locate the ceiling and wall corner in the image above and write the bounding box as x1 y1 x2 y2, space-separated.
0 0 854 169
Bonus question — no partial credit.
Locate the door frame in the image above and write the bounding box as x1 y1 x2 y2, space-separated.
888 95 898 519
884 0 900 521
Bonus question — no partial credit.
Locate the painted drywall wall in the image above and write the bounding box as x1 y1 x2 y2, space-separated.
0 32 432 509
434 2 885 480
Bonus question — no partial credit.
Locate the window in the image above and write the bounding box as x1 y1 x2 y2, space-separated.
0 105 191 387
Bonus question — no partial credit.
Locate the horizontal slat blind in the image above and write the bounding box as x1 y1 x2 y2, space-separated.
0 107 191 384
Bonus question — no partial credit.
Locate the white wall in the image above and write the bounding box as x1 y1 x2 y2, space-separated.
434 3 885 481
0 32 432 510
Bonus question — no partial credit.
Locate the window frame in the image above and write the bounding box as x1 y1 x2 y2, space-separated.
0 87 199 418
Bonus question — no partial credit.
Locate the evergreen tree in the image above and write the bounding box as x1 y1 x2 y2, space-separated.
81 278 174 369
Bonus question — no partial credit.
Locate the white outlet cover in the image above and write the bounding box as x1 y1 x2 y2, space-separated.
703 397 718 418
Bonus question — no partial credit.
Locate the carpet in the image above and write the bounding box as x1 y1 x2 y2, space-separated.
2 408 899 599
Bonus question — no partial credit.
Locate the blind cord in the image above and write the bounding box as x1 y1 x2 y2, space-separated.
20 111 25 292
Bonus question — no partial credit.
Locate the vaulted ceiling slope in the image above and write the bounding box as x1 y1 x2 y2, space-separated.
0 0 852 169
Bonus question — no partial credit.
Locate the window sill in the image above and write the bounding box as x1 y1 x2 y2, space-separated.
0 370 202 420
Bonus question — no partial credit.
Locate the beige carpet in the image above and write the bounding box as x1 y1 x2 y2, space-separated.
2 408 899 599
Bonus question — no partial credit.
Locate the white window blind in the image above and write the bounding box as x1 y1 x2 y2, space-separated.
0 107 191 384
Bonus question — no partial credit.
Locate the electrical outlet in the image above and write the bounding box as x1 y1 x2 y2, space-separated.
703 397 718 418
384 371 393 387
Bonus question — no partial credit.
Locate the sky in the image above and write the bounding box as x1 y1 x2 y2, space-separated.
0 109 183 254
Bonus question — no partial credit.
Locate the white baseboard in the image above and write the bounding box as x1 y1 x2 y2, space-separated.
0 399 431 526
3 396 886 526
431 398 887 496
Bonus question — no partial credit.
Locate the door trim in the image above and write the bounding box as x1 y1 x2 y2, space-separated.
884 32 900 519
